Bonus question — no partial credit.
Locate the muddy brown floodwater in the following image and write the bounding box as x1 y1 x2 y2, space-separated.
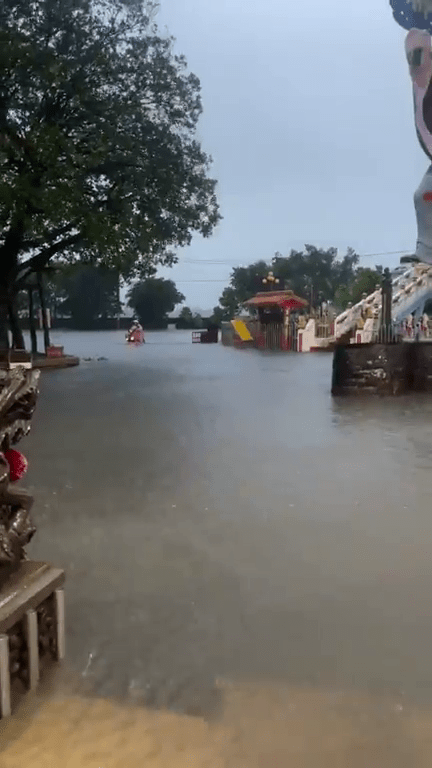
2 329 432 766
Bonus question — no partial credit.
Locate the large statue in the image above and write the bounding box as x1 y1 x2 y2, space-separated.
0 367 39 572
391 0 432 263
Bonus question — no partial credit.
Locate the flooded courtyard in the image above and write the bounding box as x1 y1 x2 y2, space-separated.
2 329 432 765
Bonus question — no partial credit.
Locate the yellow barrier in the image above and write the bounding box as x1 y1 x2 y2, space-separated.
231 319 253 342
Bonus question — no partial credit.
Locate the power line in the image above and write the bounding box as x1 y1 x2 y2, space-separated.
174 249 413 267
359 250 412 258
162 249 414 282
173 279 233 283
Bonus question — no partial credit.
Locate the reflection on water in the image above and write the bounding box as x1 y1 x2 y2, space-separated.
2 330 432 764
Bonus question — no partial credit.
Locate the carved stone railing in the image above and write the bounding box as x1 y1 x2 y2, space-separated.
0 366 39 573
0 359 65 718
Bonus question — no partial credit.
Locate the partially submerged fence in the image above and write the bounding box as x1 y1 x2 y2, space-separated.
248 321 298 351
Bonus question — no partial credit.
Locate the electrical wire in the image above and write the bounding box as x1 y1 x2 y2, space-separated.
174 249 413 267
174 279 235 282
167 250 413 281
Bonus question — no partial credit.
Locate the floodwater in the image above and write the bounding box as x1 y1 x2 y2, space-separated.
3 329 432 765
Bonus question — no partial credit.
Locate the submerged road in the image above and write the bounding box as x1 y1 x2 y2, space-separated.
3 328 432 766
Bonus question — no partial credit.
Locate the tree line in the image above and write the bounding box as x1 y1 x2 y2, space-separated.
208 246 385 324
19 264 200 333
20 245 386 342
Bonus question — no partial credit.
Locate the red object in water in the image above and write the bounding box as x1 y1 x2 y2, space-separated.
4 449 28 482
127 330 145 344
423 192 432 201
46 345 64 358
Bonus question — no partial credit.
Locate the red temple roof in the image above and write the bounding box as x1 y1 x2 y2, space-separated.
244 290 308 310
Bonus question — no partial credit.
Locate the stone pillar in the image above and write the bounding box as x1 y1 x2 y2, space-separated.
283 309 289 346
381 268 393 339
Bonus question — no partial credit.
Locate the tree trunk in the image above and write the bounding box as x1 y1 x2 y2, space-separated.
7 295 25 350
117 271 121 329
37 272 50 352
0 299 9 352
28 287 38 354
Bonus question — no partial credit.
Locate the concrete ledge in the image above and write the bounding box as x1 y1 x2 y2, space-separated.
32 355 80 370
310 345 334 353
331 341 432 395
0 562 65 631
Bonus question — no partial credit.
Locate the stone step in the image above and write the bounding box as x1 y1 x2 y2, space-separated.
337 385 379 394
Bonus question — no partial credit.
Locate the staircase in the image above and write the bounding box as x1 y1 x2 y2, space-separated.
334 263 432 340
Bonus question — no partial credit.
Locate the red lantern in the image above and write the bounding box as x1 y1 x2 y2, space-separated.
4 450 28 482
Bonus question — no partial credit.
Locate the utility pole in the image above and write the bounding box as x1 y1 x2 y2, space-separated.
27 285 38 354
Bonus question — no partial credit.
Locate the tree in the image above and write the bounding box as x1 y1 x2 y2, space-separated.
127 277 185 328
54 264 121 328
271 246 359 306
193 312 204 329
209 305 229 326
218 287 243 318
176 306 194 328
175 306 203 329
0 0 221 347
335 266 383 310
226 261 270 312
14 261 121 344
36 270 51 350
208 261 270 322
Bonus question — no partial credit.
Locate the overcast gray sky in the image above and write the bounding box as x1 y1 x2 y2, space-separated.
154 0 424 310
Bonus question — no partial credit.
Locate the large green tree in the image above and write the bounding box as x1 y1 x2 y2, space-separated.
175 306 203 329
334 266 383 310
127 277 185 328
209 260 269 322
209 305 228 326
0 0 221 347
53 264 121 328
271 246 359 305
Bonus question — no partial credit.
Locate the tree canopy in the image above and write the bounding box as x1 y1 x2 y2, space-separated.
50 264 121 329
0 0 221 345
175 306 203 329
271 246 360 304
127 277 185 328
334 266 383 308
210 246 364 323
